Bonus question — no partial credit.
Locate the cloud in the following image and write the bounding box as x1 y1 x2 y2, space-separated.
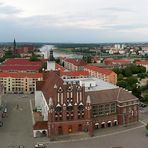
1 0 148 42
101 7 134 13
0 3 22 15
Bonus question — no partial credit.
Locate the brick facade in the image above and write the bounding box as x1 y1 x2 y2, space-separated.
35 71 139 140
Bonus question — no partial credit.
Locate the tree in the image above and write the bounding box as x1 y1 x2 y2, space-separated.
132 86 141 98
123 67 132 77
118 74 124 81
30 55 40 61
137 73 147 79
117 80 128 88
126 77 138 86
143 93 148 102
113 68 122 75
29 52 40 61
4 50 14 58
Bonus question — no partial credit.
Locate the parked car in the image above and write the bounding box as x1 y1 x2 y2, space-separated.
19 145 25 148
2 107 8 118
35 144 46 148
139 102 147 108
0 121 3 127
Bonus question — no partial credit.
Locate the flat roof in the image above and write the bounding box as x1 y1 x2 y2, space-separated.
63 77 118 92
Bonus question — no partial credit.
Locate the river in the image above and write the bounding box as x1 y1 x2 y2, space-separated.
39 45 82 58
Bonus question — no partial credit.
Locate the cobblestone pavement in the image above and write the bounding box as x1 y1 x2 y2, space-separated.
0 94 35 148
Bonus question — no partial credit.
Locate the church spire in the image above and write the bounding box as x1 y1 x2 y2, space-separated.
13 38 16 55
13 38 16 50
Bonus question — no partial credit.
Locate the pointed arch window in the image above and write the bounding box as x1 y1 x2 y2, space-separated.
78 102 84 111
55 104 62 112
67 103 73 112
58 87 63 93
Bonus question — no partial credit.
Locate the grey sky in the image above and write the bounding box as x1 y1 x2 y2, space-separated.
0 0 148 43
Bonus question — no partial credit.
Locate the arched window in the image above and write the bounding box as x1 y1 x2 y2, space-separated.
58 87 63 92
55 104 62 112
67 103 73 111
67 86 73 92
78 102 84 111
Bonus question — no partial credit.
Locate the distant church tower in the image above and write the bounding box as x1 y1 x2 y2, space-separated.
13 38 16 55
47 49 56 71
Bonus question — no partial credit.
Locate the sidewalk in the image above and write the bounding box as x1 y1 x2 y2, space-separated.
34 121 144 144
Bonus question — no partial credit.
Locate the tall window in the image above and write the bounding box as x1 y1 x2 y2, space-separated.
111 103 116 113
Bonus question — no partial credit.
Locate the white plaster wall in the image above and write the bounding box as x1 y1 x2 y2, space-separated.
80 80 96 87
47 61 55 71
35 91 49 120
35 91 43 107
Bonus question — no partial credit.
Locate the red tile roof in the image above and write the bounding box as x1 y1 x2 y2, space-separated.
0 72 43 78
55 64 65 72
65 59 86 66
4 58 42 66
61 71 89 77
136 61 148 65
36 71 64 104
0 65 41 71
33 121 48 130
104 58 131 65
85 65 114 75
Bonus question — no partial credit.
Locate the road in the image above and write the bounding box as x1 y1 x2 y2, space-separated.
45 125 148 148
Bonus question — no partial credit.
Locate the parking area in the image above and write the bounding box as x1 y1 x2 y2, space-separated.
0 94 34 148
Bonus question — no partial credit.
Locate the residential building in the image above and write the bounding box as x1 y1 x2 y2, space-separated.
15 45 34 55
63 58 86 71
0 83 5 124
60 71 89 79
0 72 43 94
0 49 4 58
0 58 43 73
84 65 117 84
104 58 132 66
34 71 139 139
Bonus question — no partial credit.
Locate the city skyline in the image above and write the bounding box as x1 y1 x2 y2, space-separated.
0 0 148 43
